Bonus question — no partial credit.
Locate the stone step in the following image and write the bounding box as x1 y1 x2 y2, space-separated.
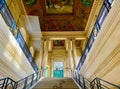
33 77 79 89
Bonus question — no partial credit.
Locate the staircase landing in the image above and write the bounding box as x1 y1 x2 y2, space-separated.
33 77 79 89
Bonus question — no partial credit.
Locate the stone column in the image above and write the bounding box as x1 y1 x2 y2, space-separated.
41 39 49 77
68 39 74 69
48 52 52 77
37 39 44 69
65 39 74 77
42 39 49 69
72 39 77 68
65 40 69 77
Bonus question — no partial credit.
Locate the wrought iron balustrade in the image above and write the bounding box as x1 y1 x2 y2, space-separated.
0 70 43 89
71 70 120 89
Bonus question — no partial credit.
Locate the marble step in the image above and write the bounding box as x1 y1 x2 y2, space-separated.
33 77 79 89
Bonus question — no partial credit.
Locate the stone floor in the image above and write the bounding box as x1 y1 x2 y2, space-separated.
33 77 79 89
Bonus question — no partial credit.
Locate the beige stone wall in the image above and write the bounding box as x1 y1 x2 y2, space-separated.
34 51 41 68
80 0 120 85
0 14 34 80
76 49 82 67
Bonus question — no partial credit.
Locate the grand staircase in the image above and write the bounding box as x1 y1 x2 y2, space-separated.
33 77 79 89
0 70 120 89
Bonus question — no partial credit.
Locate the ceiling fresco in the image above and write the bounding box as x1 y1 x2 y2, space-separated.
53 40 65 46
75 40 81 47
23 0 94 31
45 0 74 14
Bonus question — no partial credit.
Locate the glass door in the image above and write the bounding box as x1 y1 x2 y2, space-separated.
53 62 64 78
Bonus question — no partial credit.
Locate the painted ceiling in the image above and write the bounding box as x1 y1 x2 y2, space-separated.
23 0 93 31
53 40 65 46
75 40 81 47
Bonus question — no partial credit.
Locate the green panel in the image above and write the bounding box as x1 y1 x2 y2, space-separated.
53 70 64 78
46 67 49 77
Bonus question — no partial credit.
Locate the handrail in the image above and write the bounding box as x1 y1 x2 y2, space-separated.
91 77 120 89
0 69 120 89
0 70 44 89
0 77 16 89
77 0 114 71
71 70 120 89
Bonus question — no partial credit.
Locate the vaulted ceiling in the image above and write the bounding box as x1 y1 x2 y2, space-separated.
23 0 93 31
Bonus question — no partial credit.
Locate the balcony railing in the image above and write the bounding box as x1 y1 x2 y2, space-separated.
0 0 38 72
71 70 120 89
0 70 43 89
77 0 114 70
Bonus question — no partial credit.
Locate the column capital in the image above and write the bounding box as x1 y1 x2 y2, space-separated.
72 39 76 43
67 38 75 41
41 38 50 41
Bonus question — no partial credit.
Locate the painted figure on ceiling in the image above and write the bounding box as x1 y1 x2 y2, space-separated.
51 0 65 8
46 0 51 8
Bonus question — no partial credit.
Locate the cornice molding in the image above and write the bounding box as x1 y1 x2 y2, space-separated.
41 31 87 40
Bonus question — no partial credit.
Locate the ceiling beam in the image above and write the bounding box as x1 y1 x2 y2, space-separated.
40 31 87 40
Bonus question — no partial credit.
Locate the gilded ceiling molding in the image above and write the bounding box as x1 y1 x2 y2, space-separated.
42 31 87 40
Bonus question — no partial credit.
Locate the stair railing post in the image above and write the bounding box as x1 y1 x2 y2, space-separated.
15 81 18 89
75 72 77 81
96 78 101 89
31 74 34 86
4 78 9 89
40 70 41 78
78 74 80 86
71 70 73 77
90 80 94 89
2 78 6 89
73 71 75 79
41 69 44 76
23 77 28 89
76 72 78 81
76 73 79 83
83 77 86 89
36 71 38 81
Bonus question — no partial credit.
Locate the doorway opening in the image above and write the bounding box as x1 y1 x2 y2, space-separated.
46 66 49 77
53 62 64 78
